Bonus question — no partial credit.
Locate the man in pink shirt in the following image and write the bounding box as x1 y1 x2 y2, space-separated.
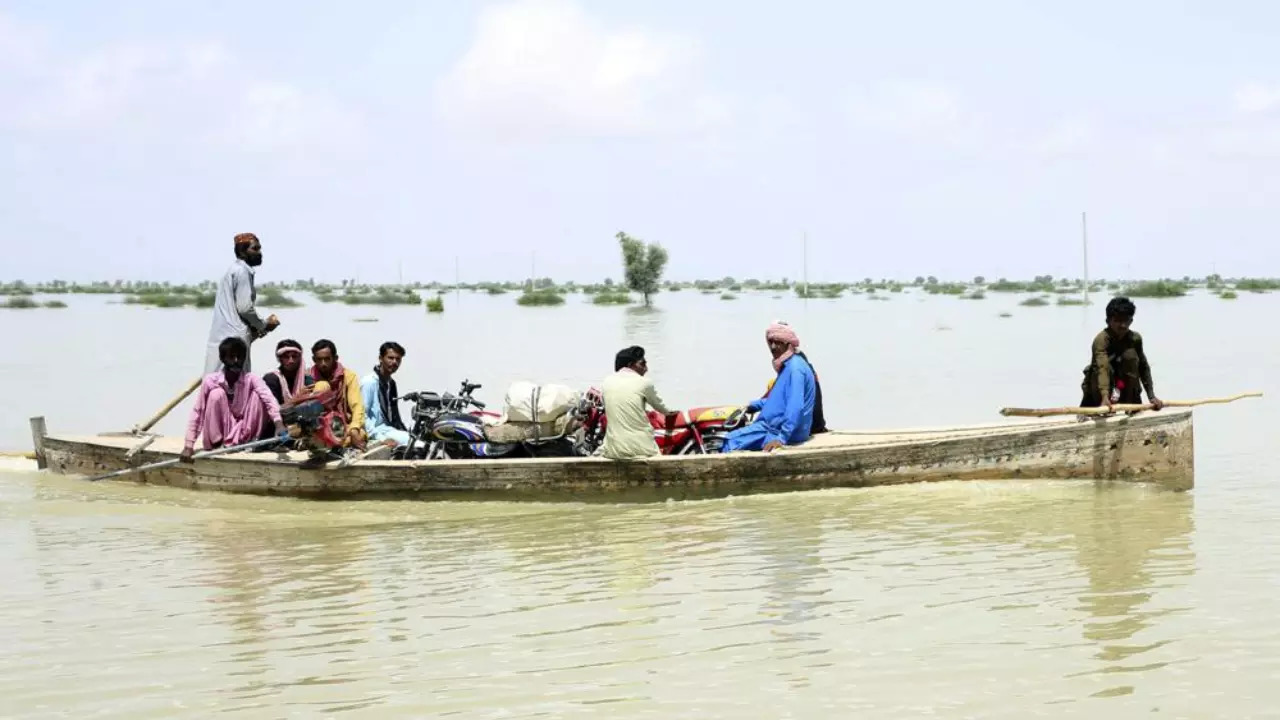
181 337 286 463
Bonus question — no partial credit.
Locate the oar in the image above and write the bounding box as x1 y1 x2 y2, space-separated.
333 443 394 468
130 376 203 435
86 436 284 482
999 391 1263 418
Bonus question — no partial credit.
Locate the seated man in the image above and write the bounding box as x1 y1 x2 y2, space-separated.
264 338 313 406
1080 296 1164 412
301 338 368 449
259 338 314 441
360 341 411 448
600 345 676 460
182 337 286 463
722 322 816 453
762 347 829 435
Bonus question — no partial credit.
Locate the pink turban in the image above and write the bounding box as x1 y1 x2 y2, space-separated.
766 321 799 372
766 321 800 348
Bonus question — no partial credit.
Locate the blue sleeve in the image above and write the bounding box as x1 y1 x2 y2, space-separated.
746 397 765 413
361 377 382 431
769 364 807 445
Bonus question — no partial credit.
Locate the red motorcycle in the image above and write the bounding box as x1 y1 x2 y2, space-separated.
575 387 755 455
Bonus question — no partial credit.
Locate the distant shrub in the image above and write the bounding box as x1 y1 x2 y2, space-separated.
1234 278 1280 293
1124 280 1187 298
517 290 565 306
592 292 633 305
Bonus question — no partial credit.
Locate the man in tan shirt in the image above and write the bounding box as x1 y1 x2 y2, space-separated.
601 346 676 460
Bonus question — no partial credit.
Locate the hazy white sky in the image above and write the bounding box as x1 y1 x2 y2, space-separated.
4 0 1280 284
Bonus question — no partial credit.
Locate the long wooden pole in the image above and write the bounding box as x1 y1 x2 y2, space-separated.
132 376 202 434
1000 392 1262 418
86 436 283 482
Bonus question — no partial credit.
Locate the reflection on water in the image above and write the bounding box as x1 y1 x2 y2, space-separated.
0 474 1206 717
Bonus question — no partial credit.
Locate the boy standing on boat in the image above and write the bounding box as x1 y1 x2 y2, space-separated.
1080 296 1164 411
182 337 287 463
722 322 816 453
204 232 280 374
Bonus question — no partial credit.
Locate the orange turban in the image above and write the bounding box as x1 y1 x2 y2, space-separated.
233 232 258 247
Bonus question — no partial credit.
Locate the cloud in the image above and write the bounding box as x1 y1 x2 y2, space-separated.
436 0 725 140
1234 82 1280 114
844 81 987 150
0 13 362 158
1023 115 1099 157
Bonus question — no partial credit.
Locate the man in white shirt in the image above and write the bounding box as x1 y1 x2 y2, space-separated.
601 346 676 460
204 232 280 373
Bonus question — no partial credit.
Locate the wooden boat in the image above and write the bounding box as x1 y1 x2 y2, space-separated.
26 408 1195 500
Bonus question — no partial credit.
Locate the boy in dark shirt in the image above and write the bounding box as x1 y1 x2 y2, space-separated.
1080 296 1164 411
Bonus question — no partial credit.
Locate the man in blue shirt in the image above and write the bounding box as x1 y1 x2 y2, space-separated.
360 341 411 449
722 322 816 453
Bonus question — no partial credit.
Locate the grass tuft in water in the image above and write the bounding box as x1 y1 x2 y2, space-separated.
517 290 565 306
1123 280 1187 298
592 291 633 305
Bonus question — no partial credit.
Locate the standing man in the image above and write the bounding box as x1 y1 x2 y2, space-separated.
205 232 280 374
361 341 411 449
600 346 677 460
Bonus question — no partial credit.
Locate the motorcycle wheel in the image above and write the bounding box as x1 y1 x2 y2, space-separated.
701 434 727 454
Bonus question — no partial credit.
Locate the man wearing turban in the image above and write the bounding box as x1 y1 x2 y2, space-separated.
203 232 280 374
721 321 817 453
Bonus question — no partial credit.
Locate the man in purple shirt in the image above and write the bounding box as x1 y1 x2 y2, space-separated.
182 337 286 463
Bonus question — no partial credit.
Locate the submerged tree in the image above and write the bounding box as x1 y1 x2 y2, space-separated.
616 231 669 306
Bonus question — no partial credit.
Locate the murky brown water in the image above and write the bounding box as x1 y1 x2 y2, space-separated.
2 289 1277 716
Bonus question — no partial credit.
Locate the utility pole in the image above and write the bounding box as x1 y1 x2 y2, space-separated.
1081 212 1089 306
802 231 809 297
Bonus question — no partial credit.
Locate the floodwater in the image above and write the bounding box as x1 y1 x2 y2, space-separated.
1 288 1277 717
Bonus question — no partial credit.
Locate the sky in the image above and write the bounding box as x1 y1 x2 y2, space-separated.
4 0 1280 284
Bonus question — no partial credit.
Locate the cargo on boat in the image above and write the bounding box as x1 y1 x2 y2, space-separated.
26 409 1195 500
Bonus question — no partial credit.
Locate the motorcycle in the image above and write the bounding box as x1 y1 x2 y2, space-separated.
575 387 756 456
398 380 584 460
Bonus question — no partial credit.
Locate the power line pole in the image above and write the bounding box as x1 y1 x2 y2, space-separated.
1082 211 1089 306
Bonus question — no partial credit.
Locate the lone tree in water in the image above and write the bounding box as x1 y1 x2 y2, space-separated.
616 231 669 306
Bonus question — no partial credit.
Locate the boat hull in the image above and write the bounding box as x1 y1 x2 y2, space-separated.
32 410 1194 500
